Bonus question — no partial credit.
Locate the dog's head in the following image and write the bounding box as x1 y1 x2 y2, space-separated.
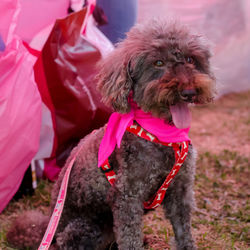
96 19 216 128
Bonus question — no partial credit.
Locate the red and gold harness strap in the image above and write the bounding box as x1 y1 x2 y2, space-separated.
100 122 189 210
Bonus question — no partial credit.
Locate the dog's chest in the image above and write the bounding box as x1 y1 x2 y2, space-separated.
113 132 176 199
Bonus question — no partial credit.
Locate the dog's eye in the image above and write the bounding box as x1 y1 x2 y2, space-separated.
154 60 165 67
186 57 194 64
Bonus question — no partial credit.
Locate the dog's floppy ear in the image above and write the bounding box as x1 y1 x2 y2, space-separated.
96 48 133 113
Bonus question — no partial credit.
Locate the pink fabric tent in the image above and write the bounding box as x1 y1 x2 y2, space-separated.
0 0 113 213
0 0 74 213
0 0 44 213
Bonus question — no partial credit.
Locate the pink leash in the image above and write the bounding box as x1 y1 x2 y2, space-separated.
38 1 97 248
38 157 76 249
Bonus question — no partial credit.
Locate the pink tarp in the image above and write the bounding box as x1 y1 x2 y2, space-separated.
0 0 42 213
16 0 69 43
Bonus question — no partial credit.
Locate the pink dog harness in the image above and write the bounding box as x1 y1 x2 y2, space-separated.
98 102 191 209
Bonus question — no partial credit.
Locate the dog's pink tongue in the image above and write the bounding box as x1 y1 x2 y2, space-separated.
170 103 191 129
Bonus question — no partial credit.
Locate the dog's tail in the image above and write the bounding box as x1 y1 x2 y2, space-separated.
6 210 49 249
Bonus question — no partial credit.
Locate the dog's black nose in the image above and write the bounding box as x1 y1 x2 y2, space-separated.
180 89 197 101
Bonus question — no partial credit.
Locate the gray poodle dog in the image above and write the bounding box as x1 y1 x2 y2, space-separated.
7 19 216 250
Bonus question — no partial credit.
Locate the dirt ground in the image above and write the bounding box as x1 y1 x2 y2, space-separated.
0 90 249 249
190 91 250 157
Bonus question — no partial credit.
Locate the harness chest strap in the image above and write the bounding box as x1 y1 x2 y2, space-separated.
100 123 189 209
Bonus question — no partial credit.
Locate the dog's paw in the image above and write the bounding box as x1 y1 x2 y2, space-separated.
170 237 197 250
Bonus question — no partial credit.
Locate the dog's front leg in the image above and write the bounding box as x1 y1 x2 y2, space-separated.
112 194 144 250
162 165 197 250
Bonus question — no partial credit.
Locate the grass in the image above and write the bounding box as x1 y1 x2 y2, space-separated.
143 150 249 249
0 180 52 250
194 150 249 249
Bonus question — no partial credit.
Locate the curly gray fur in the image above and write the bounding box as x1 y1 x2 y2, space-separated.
7 19 215 250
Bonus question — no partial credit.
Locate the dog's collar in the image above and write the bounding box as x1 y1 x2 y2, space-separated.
100 122 189 209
